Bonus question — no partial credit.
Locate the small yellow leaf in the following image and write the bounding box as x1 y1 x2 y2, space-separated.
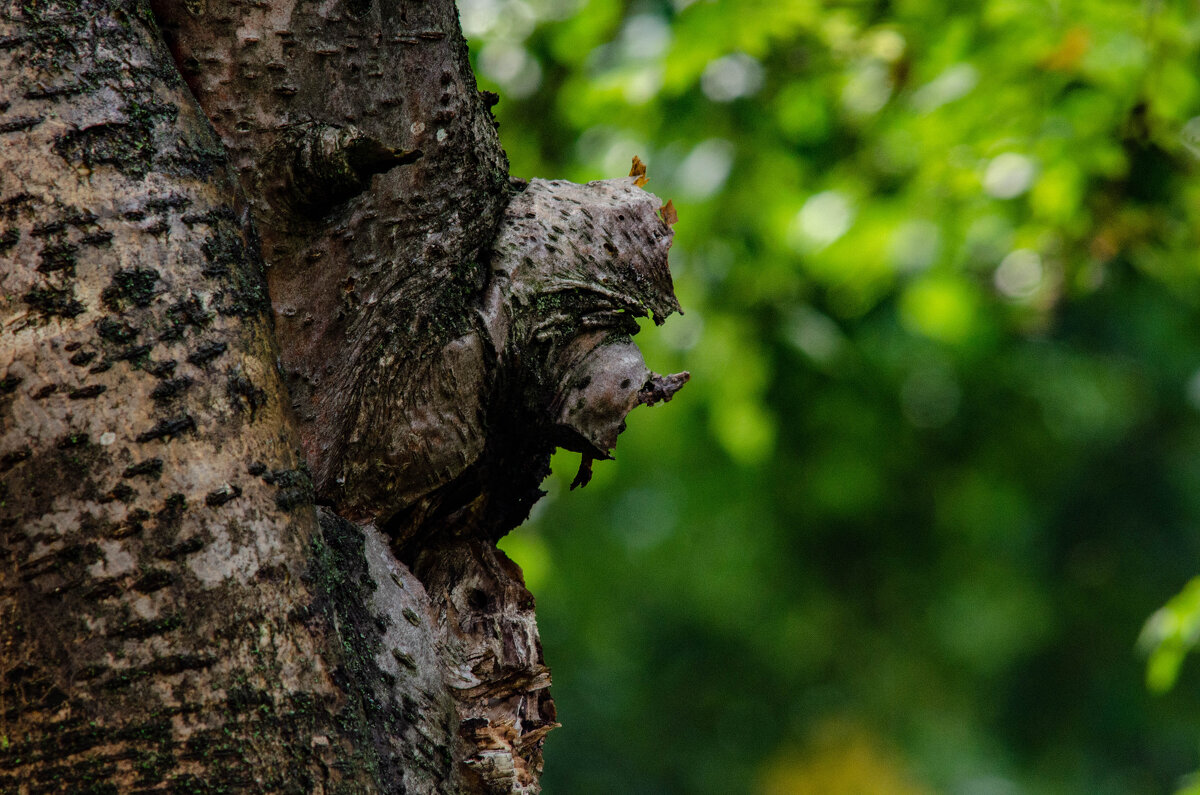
660 199 678 226
630 155 648 187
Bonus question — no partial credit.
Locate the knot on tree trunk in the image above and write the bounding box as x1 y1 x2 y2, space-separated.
262 122 422 220
363 176 689 549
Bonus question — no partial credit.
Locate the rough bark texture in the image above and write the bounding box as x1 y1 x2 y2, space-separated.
0 2 378 790
1 0 685 791
147 0 512 527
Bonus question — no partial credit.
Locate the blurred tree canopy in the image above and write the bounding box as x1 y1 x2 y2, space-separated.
464 1 1200 792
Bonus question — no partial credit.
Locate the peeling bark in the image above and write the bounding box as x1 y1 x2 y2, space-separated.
2 0 686 791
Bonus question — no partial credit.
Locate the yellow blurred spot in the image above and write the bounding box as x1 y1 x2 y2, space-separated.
1030 163 1082 223
497 531 551 593
760 721 930 795
1041 26 1091 71
1147 647 1185 694
899 276 979 345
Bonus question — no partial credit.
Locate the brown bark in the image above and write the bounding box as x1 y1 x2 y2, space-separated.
1 0 685 791
0 2 371 789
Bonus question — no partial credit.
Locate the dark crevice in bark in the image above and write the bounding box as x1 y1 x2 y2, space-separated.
262 122 424 220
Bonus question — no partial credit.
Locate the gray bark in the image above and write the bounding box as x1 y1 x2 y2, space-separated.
0 0 685 791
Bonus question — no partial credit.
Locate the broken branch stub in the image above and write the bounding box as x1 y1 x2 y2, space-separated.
374 175 689 549
490 177 691 493
262 122 422 220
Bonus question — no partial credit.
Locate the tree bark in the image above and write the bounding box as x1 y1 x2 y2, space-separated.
0 1 684 791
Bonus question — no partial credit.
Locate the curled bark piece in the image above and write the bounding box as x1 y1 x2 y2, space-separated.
552 335 649 455
562 358 688 491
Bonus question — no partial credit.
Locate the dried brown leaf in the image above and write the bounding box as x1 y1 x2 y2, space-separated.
630 155 648 187
660 199 678 226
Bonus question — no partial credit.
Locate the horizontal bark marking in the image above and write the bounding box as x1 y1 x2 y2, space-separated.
184 340 227 366
23 286 85 318
67 384 106 399
122 458 163 479
106 613 183 640
149 376 193 403
134 415 196 443
0 114 43 133
203 484 241 506
158 536 205 560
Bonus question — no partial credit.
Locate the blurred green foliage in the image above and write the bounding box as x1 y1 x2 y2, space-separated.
465 0 1200 791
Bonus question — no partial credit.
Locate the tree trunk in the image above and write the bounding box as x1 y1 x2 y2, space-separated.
0 1 684 792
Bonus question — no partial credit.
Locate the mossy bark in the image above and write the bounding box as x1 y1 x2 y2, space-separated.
2 0 686 791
